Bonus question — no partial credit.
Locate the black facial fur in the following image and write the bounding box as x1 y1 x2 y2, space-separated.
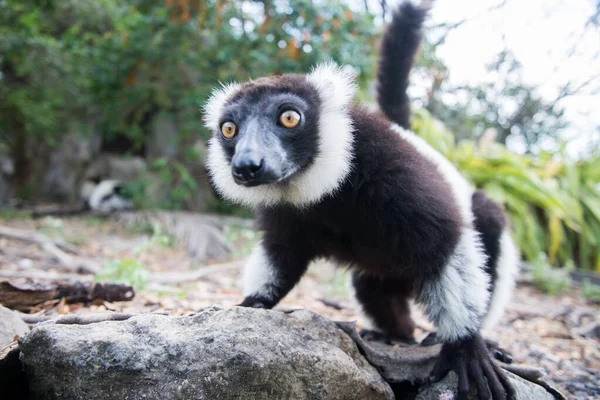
218 75 321 187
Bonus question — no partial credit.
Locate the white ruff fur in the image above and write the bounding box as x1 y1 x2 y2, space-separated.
204 62 355 207
418 229 490 342
391 124 475 226
87 180 132 213
203 82 242 132
242 241 275 298
482 231 520 331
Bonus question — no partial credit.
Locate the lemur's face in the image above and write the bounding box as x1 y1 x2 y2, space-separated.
204 63 356 208
216 79 321 187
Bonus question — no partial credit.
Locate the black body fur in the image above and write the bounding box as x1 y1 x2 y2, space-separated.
206 3 517 398
241 106 514 399
377 2 427 129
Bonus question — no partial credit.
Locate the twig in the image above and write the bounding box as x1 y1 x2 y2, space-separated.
0 270 93 282
0 280 135 311
0 225 78 254
0 225 99 273
148 260 245 284
317 298 346 310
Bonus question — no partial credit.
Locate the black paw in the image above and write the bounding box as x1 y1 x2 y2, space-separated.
360 329 417 345
485 339 514 364
430 334 516 400
424 333 514 364
237 295 270 309
421 332 439 346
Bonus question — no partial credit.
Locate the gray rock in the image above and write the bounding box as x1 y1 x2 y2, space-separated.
148 116 179 159
415 371 556 400
83 153 147 183
39 132 97 202
337 321 562 400
0 305 29 346
18 307 394 400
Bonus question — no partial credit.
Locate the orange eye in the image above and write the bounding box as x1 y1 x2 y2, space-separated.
221 122 237 139
279 110 301 128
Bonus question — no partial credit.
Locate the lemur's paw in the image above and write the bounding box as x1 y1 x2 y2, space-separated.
485 339 514 365
423 333 514 364
359 329 417 345
420 331 439 346
237 295 269 309
429 334 516 400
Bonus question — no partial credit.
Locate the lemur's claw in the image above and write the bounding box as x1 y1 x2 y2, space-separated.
430 334 516 400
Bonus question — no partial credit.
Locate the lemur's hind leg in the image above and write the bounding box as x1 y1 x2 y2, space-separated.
421 190 518 364
351 271 416 344
472 190 520 332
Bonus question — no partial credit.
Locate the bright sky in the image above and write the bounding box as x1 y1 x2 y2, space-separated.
428 0 600 156
359 0 600 157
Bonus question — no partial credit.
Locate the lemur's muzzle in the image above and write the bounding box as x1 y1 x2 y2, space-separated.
232 154 265 185
230 118 283 187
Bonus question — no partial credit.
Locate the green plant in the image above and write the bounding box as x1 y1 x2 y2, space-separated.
582 279 600 302
0 210 32 220
224 223 259 259
412 108 600 271
95 222 170 289
322 268 348 299
96 258 149 290
531 260 572 295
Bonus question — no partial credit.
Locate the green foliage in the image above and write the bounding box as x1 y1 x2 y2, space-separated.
224 223 259 259
532 260 572 295
322 268 348 299
0 209 32 220
416 41 579 152
412 108 600 271
582 279 600 302
96 258 149 290
95 222 170 289
1 0 378 199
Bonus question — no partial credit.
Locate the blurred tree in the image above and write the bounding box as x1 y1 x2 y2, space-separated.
0 0 116 195
411 2 599 154
0 0 379 202
420 48 572 151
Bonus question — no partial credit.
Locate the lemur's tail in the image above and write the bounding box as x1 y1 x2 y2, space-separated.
377 2 429 130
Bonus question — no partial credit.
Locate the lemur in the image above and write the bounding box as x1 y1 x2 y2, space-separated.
204 3 519 399
32 178 133 218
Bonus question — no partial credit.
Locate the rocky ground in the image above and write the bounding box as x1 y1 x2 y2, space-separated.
0 212 598 399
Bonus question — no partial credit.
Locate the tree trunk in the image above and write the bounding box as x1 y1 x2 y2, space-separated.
10 117 31 197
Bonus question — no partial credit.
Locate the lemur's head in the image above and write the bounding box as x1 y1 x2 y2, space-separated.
204 63 355 208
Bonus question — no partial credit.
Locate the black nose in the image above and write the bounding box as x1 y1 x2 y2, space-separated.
232 156 264 183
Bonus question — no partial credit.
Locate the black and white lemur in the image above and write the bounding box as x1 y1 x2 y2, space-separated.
31 178 133 218
204 2 519 399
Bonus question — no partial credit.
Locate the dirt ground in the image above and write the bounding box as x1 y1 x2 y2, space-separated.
0 213 598 399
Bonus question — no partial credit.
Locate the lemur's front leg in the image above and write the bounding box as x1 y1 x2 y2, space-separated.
238 240 311 309
417 230 516 400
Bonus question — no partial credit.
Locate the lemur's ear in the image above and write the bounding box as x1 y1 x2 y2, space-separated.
203 81 241 132
306 62 357 110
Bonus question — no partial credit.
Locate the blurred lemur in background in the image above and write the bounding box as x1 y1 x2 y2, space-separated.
204 2 520 399
32 178 133 218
